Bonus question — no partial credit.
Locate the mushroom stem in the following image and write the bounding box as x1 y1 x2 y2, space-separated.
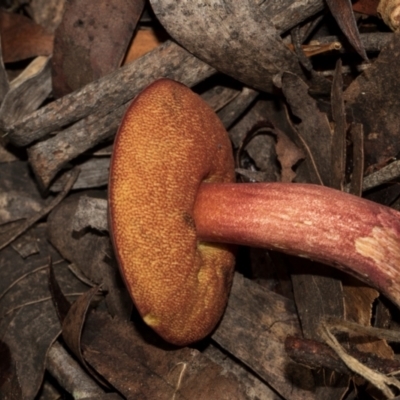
194 182 400 307
109 78 400 345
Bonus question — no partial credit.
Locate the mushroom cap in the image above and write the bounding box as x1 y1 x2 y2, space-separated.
108 79 236 345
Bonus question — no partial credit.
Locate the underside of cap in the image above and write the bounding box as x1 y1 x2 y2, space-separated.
108 78 236 345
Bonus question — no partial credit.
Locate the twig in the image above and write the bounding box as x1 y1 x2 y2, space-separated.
27 41 217 189
46 341 121 399
312 32 392 53
362 160 400 191
325 317 400 344
286 335 400 375
319 322 400 398
6 41 216 147
28 104 127 189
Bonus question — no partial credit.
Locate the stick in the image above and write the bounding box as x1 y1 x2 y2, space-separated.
6 41 216 147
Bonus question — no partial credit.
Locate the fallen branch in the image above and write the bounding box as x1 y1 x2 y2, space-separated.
6 41 216 147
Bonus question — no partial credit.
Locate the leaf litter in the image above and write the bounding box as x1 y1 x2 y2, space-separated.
3 1 400 399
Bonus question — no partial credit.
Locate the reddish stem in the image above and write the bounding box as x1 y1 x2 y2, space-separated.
194 182 400 307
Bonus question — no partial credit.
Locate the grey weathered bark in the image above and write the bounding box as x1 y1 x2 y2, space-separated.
149 0 311 93
6 41 216 147
263 0 325 33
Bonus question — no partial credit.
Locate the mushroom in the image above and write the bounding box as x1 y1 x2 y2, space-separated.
109 78 400 346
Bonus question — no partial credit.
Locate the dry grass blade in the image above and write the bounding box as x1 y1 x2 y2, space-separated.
319 322 400 398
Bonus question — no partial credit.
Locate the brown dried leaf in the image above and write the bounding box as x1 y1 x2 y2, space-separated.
47 192 109 282
319 324 400 398
48 260 72 323
236 123 278 182
288 259 345 344
352 0 380 15
275 130 304 182
0 340 23 399
348 123 364 197
72 196 108 232
81 310 251 400
236 120 303 183
61 287 109 388
286 334 400 376
213 274 317 400
326 0 368 60
0 144 16 163
330 59 347 191
0 168 79 252
0 162 47 225
343 278 394 360
47 192 132 319
123 28 167 65
344 283 379 327
51 0 145 97
204 344 283 400
0 39 8 102
281 72 332 186
344 32 400 169
11 229 39 259
0 10 53 63
0 225 87 399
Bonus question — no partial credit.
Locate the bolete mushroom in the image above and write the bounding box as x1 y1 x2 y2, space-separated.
109 78 400 346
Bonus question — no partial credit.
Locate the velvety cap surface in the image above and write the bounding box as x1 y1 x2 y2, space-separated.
109 79 236 345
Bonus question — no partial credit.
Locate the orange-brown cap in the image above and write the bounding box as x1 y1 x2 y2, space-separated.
108 79 236 345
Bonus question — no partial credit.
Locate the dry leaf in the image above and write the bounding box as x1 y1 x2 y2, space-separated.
353 0 380 15
0 162 47 225
325 0 368 60
343 279 394 360
47 192 132 319
0 11 53 63
149 0 306 92
51 0 145 97
275 130 304 182
344 33 400 169
213 274 316 400
81 310 251 400
123 28 167 64
0 226 86 399
281 72 332 186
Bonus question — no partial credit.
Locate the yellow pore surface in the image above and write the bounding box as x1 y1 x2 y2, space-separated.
109 79 236 345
